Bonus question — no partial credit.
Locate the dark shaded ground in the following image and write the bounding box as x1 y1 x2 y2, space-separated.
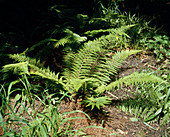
58 99 165 137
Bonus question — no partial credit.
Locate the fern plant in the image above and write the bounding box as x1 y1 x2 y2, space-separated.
81 96 112 110
84 25 135 48
27 29 87 52
2 27 167 110
116 81 169 127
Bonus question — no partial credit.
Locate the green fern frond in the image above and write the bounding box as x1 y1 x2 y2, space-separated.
27 38 58 52
116 83 169 125
24 29 86 54
71 45 102 80
82 96 112 110
106 72 167 91
63 39 104 81
4 54 60 83
87 50 140 85
116 97 157 120
28 64 60 83
65 78 97 92
66 49 141 85
84 25 135 37
9 54 41 67
2 62 29 75
116 96 169 125
54 29 87 48
63 31 141 86
54 37 71 47
62 51 75 81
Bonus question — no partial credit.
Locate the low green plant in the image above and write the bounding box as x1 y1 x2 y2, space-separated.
2 28 167 111
82 96 112 110
116 77 169 128
0 81 78 136
0 76 120 136
88 1 156 42
162 130 169 137
84 25 134 49
20 105 91 136
22 28 87 62
140 34 170 61
0 82 17 112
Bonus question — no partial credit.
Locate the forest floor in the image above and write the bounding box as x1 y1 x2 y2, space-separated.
57 52 169 137
2 51 169 137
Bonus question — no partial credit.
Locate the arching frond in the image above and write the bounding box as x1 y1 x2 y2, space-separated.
106 72 167 91
4 54 60 83
29 64 60 83
27 38 57 52
54 29 87 48
2 62 29 75
116 97 158 121
9 54 41 67
116 84 169 126
63 32 141 86
85 25 135 37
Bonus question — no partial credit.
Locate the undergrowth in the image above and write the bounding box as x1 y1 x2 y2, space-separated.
0 0 169 136
0 75 119 136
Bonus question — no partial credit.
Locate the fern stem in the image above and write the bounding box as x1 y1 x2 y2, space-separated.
77 49 91 78
88 55 101 77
